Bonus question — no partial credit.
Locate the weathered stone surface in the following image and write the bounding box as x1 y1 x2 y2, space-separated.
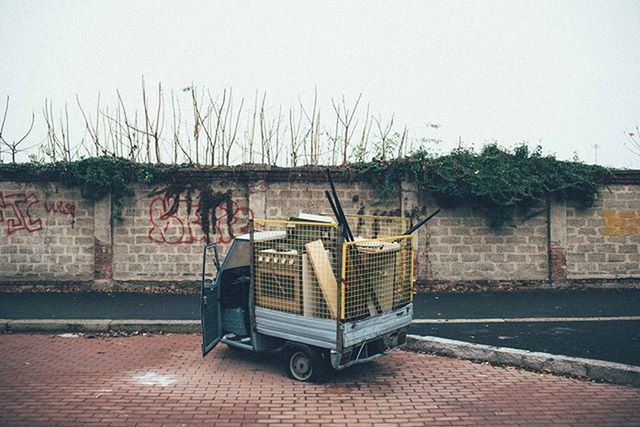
1 177 639 289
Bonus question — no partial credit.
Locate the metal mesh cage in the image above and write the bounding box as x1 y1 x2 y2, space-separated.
344 214 411 240
341 235 414 321
320 213 410 239
252 219 340 319
251 216 414 322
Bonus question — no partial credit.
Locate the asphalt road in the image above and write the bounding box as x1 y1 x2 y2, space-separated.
409 290 640 366
0 292 200 320
412 289 640 318
409 320 640 366
1 289 639 365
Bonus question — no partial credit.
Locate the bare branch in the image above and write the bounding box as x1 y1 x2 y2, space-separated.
116 90 137 161
332 93 362 165
398 126 408 158
298 87 319 165
373 114 394 161
247 90 259 163
0 96 8 143
0 100 35 163
227 97 244 166
76 93 102 156
15 113 35 146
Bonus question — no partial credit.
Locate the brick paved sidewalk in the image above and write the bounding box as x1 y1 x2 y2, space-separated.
1 334 638 426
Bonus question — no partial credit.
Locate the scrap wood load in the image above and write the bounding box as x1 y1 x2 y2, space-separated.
253 170 440 321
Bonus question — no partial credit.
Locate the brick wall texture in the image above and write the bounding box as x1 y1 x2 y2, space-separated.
1 173 639 288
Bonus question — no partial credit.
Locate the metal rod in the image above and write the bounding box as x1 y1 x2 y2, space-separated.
200 245 208 295
212 244 221 271
403 209 441 235
325 190 351 241
326 172 352 241
326 169 354 241
248 219 257 333
546 193 553 284
355 339 367 362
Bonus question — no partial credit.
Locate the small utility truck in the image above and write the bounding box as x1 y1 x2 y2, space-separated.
200 176 437 382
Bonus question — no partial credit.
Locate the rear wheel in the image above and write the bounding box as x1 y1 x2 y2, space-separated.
285 344 327 382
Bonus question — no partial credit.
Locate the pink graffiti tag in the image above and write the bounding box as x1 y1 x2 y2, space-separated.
148 195 254 245
0 192 43 235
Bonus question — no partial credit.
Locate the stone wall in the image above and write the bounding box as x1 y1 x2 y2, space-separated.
566 184 640 280
400 185 549 283
112 184 250 283
1 169 639 290
0 182 94 282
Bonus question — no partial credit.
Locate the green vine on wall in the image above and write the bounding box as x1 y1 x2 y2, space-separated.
0 156 233 242
0 156 176 220
357 144 609 227
0 145 610 229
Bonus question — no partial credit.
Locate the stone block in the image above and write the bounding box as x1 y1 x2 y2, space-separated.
618 245 639 253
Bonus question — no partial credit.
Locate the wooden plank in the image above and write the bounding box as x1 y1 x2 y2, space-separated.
305 240 338 319
367 297 378 317
302 254 318 317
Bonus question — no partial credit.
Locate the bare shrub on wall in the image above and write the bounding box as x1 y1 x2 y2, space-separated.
1 80 441 167
0 96 35 163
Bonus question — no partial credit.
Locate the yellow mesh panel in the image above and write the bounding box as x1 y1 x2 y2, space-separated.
252 219 340 319
251 217 413 322
341 235 414 321
322 213 410 239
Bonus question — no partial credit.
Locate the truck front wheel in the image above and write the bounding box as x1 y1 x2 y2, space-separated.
285 344 327 382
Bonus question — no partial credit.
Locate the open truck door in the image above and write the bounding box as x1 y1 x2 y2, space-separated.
201 243 222 356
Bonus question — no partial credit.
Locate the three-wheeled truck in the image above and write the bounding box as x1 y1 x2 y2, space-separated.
200 213 416 382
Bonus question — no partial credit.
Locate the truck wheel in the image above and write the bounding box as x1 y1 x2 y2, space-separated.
286 344 327 382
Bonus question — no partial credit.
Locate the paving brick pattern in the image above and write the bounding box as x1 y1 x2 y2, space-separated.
1 334 639 426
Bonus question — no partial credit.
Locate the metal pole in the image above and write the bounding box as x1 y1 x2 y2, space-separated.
546 193 553 284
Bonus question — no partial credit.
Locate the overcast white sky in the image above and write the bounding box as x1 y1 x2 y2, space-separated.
1 1 640 167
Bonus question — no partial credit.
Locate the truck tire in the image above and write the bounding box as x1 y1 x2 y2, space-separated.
285 343 327 383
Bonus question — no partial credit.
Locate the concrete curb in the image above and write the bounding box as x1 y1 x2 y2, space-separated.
1 319 200 334
406 334 640 388
109 320 200 333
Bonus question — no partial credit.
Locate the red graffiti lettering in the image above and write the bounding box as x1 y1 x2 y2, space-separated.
148 194 254 245
44 201 76 218
214 206 252 244
148 195 195 244
0 192 43 235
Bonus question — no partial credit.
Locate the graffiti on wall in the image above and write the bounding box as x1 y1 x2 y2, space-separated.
148 195 254 245
44 200 76 218
0 192 76 236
